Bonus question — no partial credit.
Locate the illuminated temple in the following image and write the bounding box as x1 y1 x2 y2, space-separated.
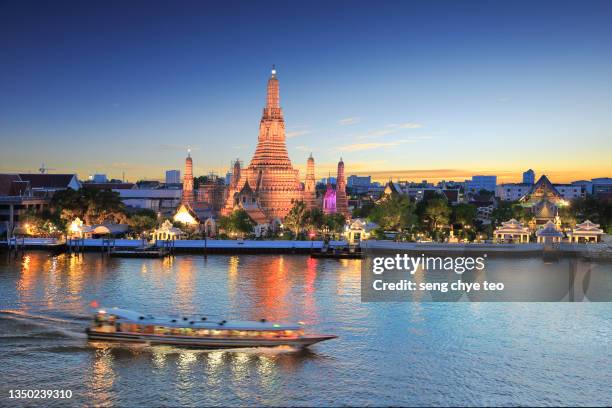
222 67 350 224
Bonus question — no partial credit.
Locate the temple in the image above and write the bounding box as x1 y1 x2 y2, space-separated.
303 154 317 209
182 149 195 206
335 158 349 217
222 67 303 224
322 176 336 214
519 175 567 224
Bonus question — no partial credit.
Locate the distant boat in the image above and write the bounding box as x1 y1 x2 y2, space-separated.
86 308 336 348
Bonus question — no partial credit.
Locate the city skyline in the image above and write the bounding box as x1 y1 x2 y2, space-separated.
1 0 611 183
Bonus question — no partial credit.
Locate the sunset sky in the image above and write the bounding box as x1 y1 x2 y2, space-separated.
1 0 611 183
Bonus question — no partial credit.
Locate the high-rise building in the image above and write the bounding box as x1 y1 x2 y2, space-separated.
523 169 535 185
165 170 181 184
465 175 497 193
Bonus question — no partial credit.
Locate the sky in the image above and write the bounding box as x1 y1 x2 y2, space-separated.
1 0 611 183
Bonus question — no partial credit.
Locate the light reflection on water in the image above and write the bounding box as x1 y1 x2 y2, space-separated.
0 251 610 407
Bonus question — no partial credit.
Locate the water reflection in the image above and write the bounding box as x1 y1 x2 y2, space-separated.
1 252 610 406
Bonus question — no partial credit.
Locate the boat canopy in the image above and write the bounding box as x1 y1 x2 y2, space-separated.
97 307 301 331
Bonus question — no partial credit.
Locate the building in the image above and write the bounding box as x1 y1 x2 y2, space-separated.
522 169 535 185
497 178 583 202
535 220 564 244
519 175 567 224
493 219 531 243
464 175 497 193
567 220 604 243
17 173 81 194
571 180 593 195
91 174 108 183
181 150 195 206
303 154 317 209
496 183 532 201
347 175 371 194
165 170 181 185
223 67 330 225
322 178 337 214
197 174 226 212
591 177 612 197
0 173 81 235
335 159 349 217
117 188 182 213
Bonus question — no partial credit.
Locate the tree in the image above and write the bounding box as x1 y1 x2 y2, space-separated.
82 188 127 225
422 198 451 231
50 188 127 227
452 203 476 227
127 209 158 235
352 200 375 218
283 201 308 237
569 196 612 232
322 213 346 239
369 194 417 232
304 208 324 234
218 209 254 238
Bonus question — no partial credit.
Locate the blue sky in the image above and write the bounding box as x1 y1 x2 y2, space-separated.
1 0 611 182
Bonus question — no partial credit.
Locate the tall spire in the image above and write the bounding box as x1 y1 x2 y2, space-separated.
335 158 349 218
266 65 280 112
251 66 292 167
182 149 194 206
304 154 317 209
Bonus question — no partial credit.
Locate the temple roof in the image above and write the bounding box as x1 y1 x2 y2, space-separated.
494 218 530 234
569 219 604 235
520 175 563 204
536 220 564 237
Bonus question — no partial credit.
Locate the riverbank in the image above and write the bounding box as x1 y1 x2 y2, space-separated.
1 238 611 259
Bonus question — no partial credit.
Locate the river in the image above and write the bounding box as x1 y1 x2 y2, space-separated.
0 252 610 406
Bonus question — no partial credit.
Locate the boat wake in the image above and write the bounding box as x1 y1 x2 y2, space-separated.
0 309 87 340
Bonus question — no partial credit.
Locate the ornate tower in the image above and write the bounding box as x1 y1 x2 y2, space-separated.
335 158 349 217
304 153 317 209
323 175 337 215
222 66 303 221
182 149 195 206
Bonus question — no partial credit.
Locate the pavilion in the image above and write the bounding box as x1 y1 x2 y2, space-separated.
493 219 530 243
152 220 186 241
567 220 604 243
535 220 564 244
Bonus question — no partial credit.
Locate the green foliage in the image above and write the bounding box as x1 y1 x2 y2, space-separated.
368 194 417 232
568 196 612 233
452 203 477 227
50 188 127 227
283 201 308 237
217 209 254 237
352 200 375 218
322 213 346 238
127 209 158 234
490 201 533 226
420 198 451 230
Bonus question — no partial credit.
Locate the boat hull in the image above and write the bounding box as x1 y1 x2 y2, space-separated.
86 328 335 349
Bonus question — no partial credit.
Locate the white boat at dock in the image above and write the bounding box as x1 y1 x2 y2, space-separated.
86 308 337 348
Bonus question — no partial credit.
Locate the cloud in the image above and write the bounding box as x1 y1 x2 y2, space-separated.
338 117 361 125
294 145 317 152
339 141 406 152
286 130 310 138
358 122 423 139
158 144 200 152
339 135 431 152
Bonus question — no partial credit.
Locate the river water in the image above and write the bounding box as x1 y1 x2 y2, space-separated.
0 252 610 407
